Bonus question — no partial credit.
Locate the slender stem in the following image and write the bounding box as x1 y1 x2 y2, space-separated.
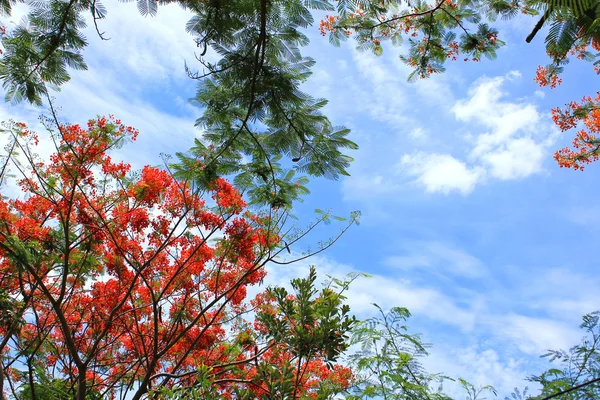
541 376 600 400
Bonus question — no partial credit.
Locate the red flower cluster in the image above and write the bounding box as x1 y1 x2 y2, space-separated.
534 65 563 89
552 93 600 170
0 117 352 398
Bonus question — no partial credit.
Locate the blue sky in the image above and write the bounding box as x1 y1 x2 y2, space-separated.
1 1 599 397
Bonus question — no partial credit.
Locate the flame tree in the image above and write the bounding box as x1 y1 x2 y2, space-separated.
0 116 358 400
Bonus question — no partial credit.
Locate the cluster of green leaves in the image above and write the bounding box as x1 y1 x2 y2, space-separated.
537 0 600 74
326 0 519 80
324 0 533 80
173 140 312 209
0 0 358 209
0 288 22 340
0 0 90 105
456 379 497 400
344 304 453 399
178 0 358 207
18 367 103 400
18 370 71 400
504 387 530 400
260 265 356 364
528 312 600 400
340 303 503 400
325 0 600 81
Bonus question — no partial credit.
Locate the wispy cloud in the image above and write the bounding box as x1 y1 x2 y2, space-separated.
384 241 487 278
424 345 532 397
492 313 580 355
258 252 586 396
261 254 479 331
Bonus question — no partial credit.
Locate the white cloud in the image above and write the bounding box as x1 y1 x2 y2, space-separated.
453 77 507 122
506 70 523 80
399 152 484 195
385 241 487 279
81 1 204 82
345 274 478 331
481 137 544 180
523 268 600 318
259 254 479 331
495 314 580 355
398 73 557 194
409 126 427 139
350 49 413 129
424 345 532 398
454 74 549 178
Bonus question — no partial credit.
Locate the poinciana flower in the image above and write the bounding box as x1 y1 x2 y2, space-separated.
552 93 600 170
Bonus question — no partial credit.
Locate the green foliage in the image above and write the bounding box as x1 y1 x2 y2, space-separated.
458 378 497 400
327 0 506 80
0 287 23 333
183 0 358 203
173 140 312 209
504 387 529 400
532 0 597 18
542 1 600 64
344 304 453 400
324 0 600 82
18 367 103 400
0 0 89 105
528 312 600 399
18 374 71 400
0 0 359 209
259 265 356 364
